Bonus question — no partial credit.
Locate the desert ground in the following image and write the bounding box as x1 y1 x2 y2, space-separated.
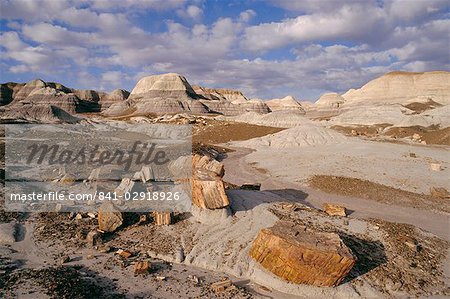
0 71 449 298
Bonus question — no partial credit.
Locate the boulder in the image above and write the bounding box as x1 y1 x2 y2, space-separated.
98 202 123 232
323 203 347 217
249 221 356 287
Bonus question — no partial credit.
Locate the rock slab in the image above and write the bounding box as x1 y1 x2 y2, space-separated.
249 221 356 287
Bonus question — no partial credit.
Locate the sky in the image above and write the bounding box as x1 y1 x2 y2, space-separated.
0 0 449 101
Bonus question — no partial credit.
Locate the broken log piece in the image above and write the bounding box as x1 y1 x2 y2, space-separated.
153 211 172 225
134 261 150 275
249 221 356 287
323 203 347 217
211 278 232 293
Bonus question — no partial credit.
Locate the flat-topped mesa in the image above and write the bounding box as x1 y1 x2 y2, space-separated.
342 71 450 105
315 92 345 108
266 95 306 113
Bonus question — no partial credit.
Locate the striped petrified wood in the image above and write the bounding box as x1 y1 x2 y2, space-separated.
249 221 356 287
191 155 230 209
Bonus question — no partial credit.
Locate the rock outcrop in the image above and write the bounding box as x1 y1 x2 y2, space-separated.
193 86 248 103
249 221 356 287
99 89 129 110
342 71 450 105
0 82 25 106
201 99 270 115
266 96 305 113
315 93 345 108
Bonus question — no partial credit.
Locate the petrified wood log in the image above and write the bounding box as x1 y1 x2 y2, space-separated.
249 221 356 287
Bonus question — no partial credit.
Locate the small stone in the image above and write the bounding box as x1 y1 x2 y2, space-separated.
323 203 347 217
240 183 261 191
117 249 132 258
211 278 232 293
75 213 83 220
430 163 442 171
54 203 63 212
430 187 450 199
87 212 96 219
138 214 148 224
97 245 111 253
412 133 421 141
156 276 166 281
134 261 150 275
86 254 95 260
61 255 70 264
86 230 102 246
409 152 416 158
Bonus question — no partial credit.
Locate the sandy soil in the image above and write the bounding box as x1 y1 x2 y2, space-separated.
193 120 284 144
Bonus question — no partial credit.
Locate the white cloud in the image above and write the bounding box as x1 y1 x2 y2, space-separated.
0 0 448 99
239 9 256 22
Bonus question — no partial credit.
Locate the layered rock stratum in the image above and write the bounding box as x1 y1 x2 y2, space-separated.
341 71 450 105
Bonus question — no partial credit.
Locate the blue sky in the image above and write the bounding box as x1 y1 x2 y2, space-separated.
0 0 449 101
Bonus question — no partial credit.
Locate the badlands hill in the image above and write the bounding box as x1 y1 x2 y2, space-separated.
344 71 449 106
0 79 129 122
265 96 306 113
314 71 450 107
106 73 270 116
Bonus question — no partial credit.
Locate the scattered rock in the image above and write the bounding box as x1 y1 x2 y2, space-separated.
211 278 232 293
116 249 132 259
430 187 450 199
249 221 356 287
86 230 103 247
240 183 261 191
0 222 16 244
87 212 96 219
412 133 421 141
156 275 166 281
430 163 442 171
75 213 83 220
409 152 417 158
134 261 150 275
98 202 123 232
323 203 347 217
61 255 71 264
